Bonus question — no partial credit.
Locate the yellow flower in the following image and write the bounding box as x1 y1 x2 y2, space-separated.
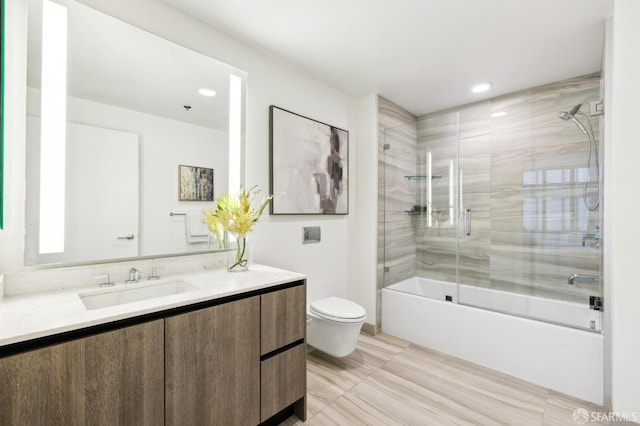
203 185 273 248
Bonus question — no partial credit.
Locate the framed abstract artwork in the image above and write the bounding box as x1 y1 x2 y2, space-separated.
269 106 348 215
179 165 214 201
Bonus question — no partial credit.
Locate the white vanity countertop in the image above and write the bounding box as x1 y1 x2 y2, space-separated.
0 264 305 347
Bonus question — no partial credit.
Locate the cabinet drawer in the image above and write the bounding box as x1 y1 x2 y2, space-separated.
260 344 306 422
261 283 306 355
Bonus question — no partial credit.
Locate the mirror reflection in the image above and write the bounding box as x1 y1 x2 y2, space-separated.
25 0 246 265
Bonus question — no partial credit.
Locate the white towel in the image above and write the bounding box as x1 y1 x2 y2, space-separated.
186 211 211 244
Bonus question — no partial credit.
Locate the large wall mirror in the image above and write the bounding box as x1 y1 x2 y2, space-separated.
1 0 5 230
25 0 247 266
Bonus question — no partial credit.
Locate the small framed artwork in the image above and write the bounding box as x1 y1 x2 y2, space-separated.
179 165 214 201
269 106 349 215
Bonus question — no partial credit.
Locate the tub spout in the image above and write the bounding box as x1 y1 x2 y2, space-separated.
568 274 599 285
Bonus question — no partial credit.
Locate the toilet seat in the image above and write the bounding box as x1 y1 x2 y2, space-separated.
309 297 366 323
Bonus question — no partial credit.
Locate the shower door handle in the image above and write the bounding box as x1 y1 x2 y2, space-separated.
464 209 471 236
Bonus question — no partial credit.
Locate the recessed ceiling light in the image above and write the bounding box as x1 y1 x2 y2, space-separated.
491 111 507 118
198 88 217 97
471 82 492 93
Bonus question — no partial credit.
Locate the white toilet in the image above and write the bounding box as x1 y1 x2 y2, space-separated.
307 297 367 357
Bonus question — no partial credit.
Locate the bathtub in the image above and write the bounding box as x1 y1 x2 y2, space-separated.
382 277 604 404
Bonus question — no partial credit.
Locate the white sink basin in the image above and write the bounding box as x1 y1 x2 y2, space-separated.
79 280 198 310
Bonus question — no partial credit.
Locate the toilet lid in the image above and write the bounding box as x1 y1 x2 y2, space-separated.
310 297 366 320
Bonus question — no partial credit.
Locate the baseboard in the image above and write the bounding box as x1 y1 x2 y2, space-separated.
361 322 377 336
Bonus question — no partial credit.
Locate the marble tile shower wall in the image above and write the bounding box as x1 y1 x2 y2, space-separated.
490 75 601 301
377 97 417 331
413 74 602 303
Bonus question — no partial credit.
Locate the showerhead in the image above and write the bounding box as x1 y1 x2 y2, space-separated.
559 103 588 134
559 111 572 120
558 103 583 120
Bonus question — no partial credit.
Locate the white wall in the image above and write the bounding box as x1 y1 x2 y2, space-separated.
609 0 640 416
602 16 613 412
1 0 359 310
348 94 379 329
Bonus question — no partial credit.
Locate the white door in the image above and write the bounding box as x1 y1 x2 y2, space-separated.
25 117 139 264
64 122 139 262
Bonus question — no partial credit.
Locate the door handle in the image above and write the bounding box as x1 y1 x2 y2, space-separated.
117 234 135 240
464 209 471 236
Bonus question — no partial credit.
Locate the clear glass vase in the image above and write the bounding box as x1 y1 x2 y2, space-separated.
227 234 249 272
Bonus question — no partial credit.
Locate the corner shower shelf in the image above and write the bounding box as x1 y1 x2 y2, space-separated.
404 175 442 182
404 175 441 214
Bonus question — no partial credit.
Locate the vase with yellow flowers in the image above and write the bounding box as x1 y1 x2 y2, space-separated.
203 185 273 272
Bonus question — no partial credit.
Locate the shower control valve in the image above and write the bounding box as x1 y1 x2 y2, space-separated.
582 233 600 249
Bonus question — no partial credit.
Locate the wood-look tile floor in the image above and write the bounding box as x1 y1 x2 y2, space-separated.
281 333 608 426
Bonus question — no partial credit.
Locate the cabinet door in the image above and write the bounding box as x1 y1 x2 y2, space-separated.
84 320 165 425
0 339 85 425
0 320 164 426
165 296 260 426
261 284 306 355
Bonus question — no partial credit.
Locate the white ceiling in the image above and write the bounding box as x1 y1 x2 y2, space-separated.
160 0 613 116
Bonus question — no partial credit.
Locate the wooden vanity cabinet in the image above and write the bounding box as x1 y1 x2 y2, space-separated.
165 296 261 426
0 320 164 426
0 279 307 425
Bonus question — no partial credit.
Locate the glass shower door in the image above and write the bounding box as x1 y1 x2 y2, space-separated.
415 113 459 296
455 103 491 298
382 113 460 302
456 90 603 332
382 123 418 288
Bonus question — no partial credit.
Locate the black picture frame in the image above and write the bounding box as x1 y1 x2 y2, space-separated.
178 165 214 201
269 106 349 215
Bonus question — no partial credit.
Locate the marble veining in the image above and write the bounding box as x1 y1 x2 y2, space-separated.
380 74 602 321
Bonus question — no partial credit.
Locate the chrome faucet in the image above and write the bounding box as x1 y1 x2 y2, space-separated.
568 274 599 285
126 267 141 284
148 267 161 281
